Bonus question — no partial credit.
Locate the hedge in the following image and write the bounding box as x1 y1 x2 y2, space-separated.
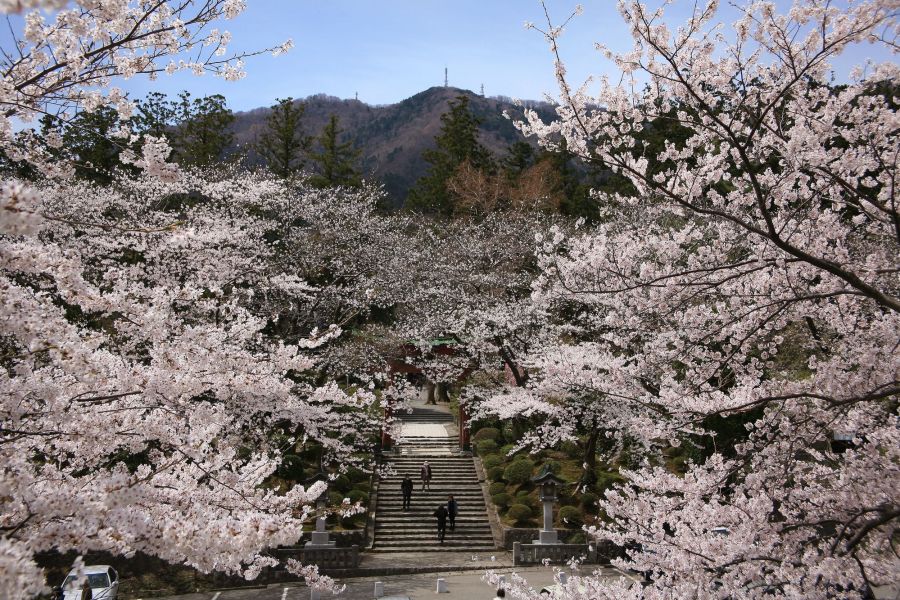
489 482 507 496
472 427 501 442
491 492 511 508
482 454 503 471
507 503 533 523
558 505 583 528
488 466 505 481
347 490 369 504
504 458 535 485
475 439 499 455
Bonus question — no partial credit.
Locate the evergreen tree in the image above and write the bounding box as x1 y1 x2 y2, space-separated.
257 97 311 177
407 95 493 215
41 107 127 183
308 114 361 188
173 92 234 166
133 91 176 138
502 140 535 180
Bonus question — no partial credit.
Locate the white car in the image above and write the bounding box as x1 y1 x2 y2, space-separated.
61 565 119 600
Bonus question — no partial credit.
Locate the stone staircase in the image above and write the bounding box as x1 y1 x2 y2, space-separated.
371 405 497 552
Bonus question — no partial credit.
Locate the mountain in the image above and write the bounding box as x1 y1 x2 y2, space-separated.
230 86 557 207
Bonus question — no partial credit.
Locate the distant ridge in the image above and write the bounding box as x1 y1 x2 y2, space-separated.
230 87 557 207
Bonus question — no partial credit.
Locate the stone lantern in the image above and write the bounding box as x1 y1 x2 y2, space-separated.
532 466 565 545
306 473 336 548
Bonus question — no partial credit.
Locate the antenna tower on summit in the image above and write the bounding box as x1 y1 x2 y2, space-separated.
444 67 448 87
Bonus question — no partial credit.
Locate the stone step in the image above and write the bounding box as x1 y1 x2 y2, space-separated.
374 540 496 549
368 546 498 553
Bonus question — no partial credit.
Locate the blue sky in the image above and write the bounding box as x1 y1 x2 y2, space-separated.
5 1 894 112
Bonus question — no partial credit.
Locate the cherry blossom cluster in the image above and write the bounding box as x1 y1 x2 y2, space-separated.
0 0 290 177
0 169 382 595
474 0 898 597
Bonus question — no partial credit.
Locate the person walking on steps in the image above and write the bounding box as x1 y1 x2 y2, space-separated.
433 504 448 543
401 474 413 510
447 494 458 531
420 460 432 491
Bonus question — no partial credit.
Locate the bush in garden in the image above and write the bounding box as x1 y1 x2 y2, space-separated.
473 427 501 442
345 466 369 483
504 458 535 485
488 466 505 481
475 439 499 455
500 444 518 457
580 491 599 511
515 490 537 510
560 440 580 459
595 470 626 492
491 492 511 508
331 474 352 493
347 490 369 504
482 454 503 470
489 482 507 495
276 454 304 481
558 505 583 528
507 503 533 524
567 532 587 544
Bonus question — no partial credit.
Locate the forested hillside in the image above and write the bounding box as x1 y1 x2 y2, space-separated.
232 86 556 206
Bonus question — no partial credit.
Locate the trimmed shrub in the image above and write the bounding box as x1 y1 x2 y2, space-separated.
504 458 535 485
482 454 503 471
507 503 533 524
489 482 507 496
475 439 499 455
500 444 517 457
580 491 599 511
346 466 369 483
488 466 505 481
348 490 369 504
491 492 511 508
331 474 352 493
560 440 580 459
558 505 583 528
596 470 626 492
276 454 304 481
473 427 501 442
515 490 537 510
567 532 587 544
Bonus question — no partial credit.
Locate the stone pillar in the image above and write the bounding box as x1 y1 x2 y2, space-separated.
306 492 336 547
537 497 559 544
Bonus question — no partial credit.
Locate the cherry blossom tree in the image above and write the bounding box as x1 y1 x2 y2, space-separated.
0 0 291 178
1 168 382 595
485 0 898 597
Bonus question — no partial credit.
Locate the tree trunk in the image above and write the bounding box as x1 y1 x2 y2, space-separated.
425 381 436 405
580 427 600 489
437 381 451 403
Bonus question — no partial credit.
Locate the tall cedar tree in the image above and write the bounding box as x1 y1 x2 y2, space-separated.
407 95 493 215
308 115 361 188
258 97 311 177
39 107 128 184
173 92 234 166
133 91 176 138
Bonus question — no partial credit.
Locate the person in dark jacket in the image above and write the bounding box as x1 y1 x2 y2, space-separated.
433 504 449 543
447 494 458 531
401 474 414 510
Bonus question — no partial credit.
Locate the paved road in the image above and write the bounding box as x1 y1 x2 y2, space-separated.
145 566 631 600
